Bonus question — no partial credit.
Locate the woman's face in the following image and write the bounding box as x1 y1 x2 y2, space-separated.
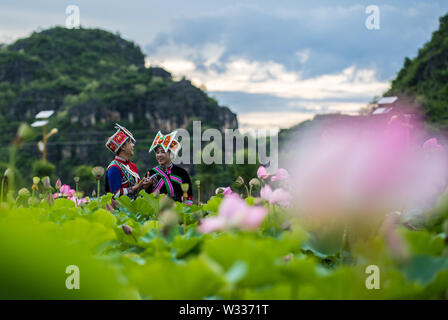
155 147 171 166
119 139 135 157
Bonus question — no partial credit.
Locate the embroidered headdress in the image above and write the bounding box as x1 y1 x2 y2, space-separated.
149 131 181 155
105 124 136 154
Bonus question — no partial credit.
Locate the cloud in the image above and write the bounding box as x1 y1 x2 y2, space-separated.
238 112 314 132
149 38 389 130
146 2 448 80
295 49 310 64
152 55 389 100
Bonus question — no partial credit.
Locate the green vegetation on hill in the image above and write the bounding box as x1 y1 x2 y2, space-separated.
9 27 145 80
0 27 238 193
386 13 448 129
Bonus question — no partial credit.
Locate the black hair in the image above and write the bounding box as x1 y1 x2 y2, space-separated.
155 145 170 153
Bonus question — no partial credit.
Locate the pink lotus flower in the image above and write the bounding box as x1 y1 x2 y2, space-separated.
260 185 291 207
260 184 273 201
60 184 75 197
198 194 268 233
270 168 289 182
423 137 443 153
70 197 87 206
257 166 270 180
198 216 226 233
215 187 233 196
53 184 76 199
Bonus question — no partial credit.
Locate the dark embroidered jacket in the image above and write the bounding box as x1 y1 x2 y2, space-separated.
145 164 193 204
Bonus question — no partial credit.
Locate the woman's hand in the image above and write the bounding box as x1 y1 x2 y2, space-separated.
142 171 153 190
132 172 153 193
132 179 145 194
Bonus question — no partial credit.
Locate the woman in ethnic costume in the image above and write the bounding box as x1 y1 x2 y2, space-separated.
105 124 151 199
145 131 193 204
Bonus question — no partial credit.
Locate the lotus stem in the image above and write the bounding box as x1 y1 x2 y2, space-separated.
244 184 250 198
273 204 277 238
97 179 100 201
340 224 348 265
0 177 4 203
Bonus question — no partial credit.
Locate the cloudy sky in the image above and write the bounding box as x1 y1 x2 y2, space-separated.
1 0 447 131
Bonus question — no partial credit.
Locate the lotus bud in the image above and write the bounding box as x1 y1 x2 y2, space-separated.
92 166 105 179
284 254 291 262
281 220 291 231
73 176 80 183
253 197 264 206
249 178 261 188
28 197 40 206
159 195 174 211
160 210 179 227
18 188 30 197
33 177 40 185
195 180 200 187
122 225 133 235
55 178 62 190
17 123 35 141
4 168 12 178
235 176 245 187
92 189 96 197
111 198 120 210
42 176 50 189
106 203 114 212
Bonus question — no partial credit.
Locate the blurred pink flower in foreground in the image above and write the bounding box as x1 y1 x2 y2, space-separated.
215 186 233 196
257 166 270 180
199 194 268 233
286 113 448 221
260 185 291 207
271 168 289 182
423 137 443 153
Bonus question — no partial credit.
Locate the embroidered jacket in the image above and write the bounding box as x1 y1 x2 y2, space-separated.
146 164 193 204
105 156 141 199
